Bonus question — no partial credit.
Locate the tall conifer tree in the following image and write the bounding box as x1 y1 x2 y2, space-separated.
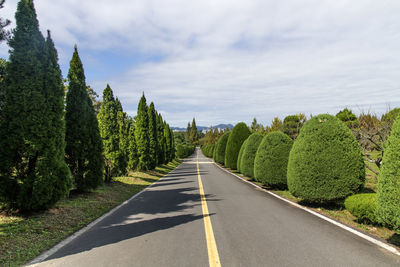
97 84 120 182
148 102 159 169
190 118 199 144
116 97 128 175
65 46 104 191
135 93 151 170
0 0 71 210
127 118 138 171
157 112 166 164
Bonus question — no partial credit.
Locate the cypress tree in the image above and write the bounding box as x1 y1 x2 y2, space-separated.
135 93 151 170
190 118 199 144
116 97 128 175
127 118 138 171
170 126 176 161
148 102 159 169
0 0 71 210
157 112 166 165
97 84 120 182
65 46 104 191
164 122 172 163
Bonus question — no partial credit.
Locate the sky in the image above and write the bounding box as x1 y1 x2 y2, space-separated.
1 0 400 127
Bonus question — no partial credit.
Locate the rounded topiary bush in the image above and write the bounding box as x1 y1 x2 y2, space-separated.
240 133 263 178
344 193 377 224
201 144 215 158
377 115 400 230
237 139 248 173
214 131 230 165
287 114 365 203
254 132 293 188
225 122 251 170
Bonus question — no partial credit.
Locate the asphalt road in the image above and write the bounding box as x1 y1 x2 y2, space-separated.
32 148 400 266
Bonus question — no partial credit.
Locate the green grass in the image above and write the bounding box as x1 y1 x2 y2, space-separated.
0 160 180 266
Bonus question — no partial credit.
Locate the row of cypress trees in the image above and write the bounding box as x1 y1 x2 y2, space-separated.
98 86 176 182
0 0 175 211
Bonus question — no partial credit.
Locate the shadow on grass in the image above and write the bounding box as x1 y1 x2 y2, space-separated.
388 233 400 247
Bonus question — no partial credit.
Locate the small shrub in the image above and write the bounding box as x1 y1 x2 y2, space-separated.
254 132 293 188
176 144 195 158
345 193 377 224
377 114 400 230
225 123 251 169
237 139 248 173
240 133 263 178
287 114 365 203
214 131 230 164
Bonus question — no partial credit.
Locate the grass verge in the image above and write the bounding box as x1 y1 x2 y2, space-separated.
0 160 181 266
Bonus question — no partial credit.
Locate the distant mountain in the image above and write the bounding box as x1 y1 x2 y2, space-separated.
172 124 234 132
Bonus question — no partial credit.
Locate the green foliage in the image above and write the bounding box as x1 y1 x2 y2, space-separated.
345 193 377 224
157 113 166 164
237 139 248 173
225 122 251 169
287 114 365 203
127 118 138 171
116 98 128 175
163 123 175 163
176 144 195 158
283 115 304 140
0 1 72 210
135 93 151 171
214 131 230 164
336 108 359 129
148 102 159 169
254 132 293 188
65 46 104 191
0 0 10 42
240 133 263 178
377 114 400 230
189 118 199 144
97 84 120 182
201 144 215 158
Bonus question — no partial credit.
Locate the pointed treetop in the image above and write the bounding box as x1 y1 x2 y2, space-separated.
68 45 85 82
102 84 115 102
115 97 122 112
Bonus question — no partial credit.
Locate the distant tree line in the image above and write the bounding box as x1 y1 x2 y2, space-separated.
0 0 175 211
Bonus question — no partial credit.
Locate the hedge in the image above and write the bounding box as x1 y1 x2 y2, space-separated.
240 133 263 178
214 131 230 165
377 114 400 230
225 123 251 169
345 193 377 224
254 132 293 188
287 114 365 203
237 139 248 173
176 144 195 158
201 144 215 158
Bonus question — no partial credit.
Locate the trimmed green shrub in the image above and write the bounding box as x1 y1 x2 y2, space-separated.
225 123 251 169
237 139 248 173
201 144 215 158
345 193 377 224
213 143 217 160
283 115 302 140
240 133 263 178
336 108 359 129
287 114 365 203
254 132 293 188
214 131 230 164
176 144 195 158
377 114 400 230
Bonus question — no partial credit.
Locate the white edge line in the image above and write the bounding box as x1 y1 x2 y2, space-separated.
27 164 182 266
213 161 400 257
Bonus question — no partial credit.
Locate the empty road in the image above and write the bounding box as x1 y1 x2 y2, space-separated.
32 148 400 266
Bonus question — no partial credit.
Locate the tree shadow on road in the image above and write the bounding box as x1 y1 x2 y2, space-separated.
43 165 221 262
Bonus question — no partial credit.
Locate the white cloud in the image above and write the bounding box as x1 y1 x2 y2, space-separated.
1 0 400 126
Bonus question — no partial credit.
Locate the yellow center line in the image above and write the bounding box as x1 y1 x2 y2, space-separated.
197 152 221 267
